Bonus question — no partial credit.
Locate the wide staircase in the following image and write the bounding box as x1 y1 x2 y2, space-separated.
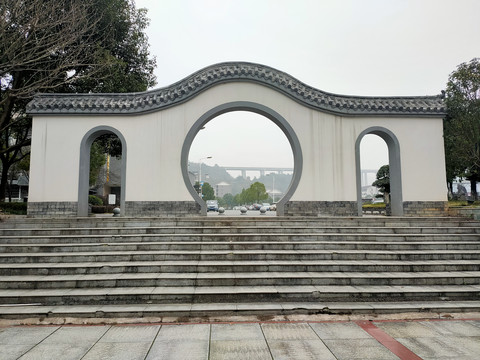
0 216 479 319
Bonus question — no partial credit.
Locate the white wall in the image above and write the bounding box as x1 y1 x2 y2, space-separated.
28 82 447 204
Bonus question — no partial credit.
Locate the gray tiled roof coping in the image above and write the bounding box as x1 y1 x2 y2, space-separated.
26 62 445 117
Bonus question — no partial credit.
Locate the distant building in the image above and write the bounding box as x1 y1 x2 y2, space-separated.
267 188 283 202
4 175 29 202
215 182 232 198
93 156 121 205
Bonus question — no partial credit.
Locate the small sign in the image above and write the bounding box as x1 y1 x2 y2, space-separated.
108 194 116 205
200 181 204 186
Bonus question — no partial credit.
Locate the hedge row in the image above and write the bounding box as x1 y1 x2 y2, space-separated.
0 202 27 215
91 205 116 213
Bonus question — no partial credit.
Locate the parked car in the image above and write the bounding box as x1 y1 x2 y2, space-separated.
262 203 271 211
206 200 219 212
371 197 384 204
270 203 277 211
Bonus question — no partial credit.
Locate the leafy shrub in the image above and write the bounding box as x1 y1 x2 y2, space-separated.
91 205 115 213
0 202 27 215
88 195 103 206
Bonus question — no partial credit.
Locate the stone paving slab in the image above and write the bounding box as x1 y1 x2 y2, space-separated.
0 344 36 360
261 323 318 340
209 340 271 360
310 321 373 339
211 323 264 340
16 343 95 360
374 321 444 338
146 339 209 360
83 342 153 360
0 326 58 344
267 339 337 360
99 325 160 343
322 338 401 359
1 317 480 359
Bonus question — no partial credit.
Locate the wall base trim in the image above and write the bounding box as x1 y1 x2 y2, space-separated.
403 201 448 216
27 202 78 217
284 201 357 216
124 201 201 217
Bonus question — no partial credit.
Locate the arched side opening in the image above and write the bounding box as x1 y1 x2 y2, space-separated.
181 102 303 215
355 127 403 216
78 126 127 217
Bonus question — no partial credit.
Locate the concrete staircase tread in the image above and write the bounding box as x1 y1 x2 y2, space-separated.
2 271 480 283
2 301 480 317
1 225 479 235
2 240 480 247
2 232 480 240
1 285 479 298
2 249 480 257
2 259 480 268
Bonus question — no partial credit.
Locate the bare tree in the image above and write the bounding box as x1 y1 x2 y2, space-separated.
0 0 155 201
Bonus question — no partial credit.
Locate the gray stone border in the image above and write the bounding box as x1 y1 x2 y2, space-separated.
27 202 78 217
27 62 445 117
78 126 127 216
124 201 201 217
355 127 403 216
283 201 357 216
181 102 303 216
403 201 448 216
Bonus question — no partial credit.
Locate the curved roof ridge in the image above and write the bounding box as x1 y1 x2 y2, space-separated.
27 61 445 117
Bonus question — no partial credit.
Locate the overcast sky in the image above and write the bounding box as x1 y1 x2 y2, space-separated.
136 0 480 172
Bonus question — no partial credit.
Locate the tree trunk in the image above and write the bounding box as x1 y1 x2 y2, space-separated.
447 182 453 200
471 179 478 200
0 164 9 202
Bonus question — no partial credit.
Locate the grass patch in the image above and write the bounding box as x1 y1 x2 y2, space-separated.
362 203 386 208
0 202 27 215
449 200 480 207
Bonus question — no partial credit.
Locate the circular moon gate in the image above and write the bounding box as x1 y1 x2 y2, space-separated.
181 102 303 216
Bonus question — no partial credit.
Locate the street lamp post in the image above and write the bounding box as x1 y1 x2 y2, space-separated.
199 156 212 197
267 173 275 203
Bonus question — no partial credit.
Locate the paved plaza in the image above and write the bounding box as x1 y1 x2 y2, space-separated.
1 318 479 359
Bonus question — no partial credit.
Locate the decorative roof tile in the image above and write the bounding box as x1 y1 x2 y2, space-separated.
27 62 445 117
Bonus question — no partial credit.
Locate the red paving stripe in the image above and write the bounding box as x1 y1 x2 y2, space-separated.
355 320 423 360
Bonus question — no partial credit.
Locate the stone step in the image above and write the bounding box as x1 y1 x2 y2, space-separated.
1 249 480 263
1 301 480 319
1 260 479 275
0 216 478 318
0 216 477 229
1 271 478 289
1 284 479 306
1 232 478 244
2 240 479 253
1 225 479 236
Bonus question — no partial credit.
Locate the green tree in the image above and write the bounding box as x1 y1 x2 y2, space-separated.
89 142 107 186
221 193 235 208
372 165 390 196
201 182 215 201
0 0 156 201
234 191 245 205
246 182 268 203
444 58 480 199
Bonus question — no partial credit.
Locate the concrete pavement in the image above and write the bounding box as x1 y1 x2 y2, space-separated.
1 317 479 359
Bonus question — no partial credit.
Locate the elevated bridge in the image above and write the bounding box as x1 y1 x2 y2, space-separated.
223 166 293 179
